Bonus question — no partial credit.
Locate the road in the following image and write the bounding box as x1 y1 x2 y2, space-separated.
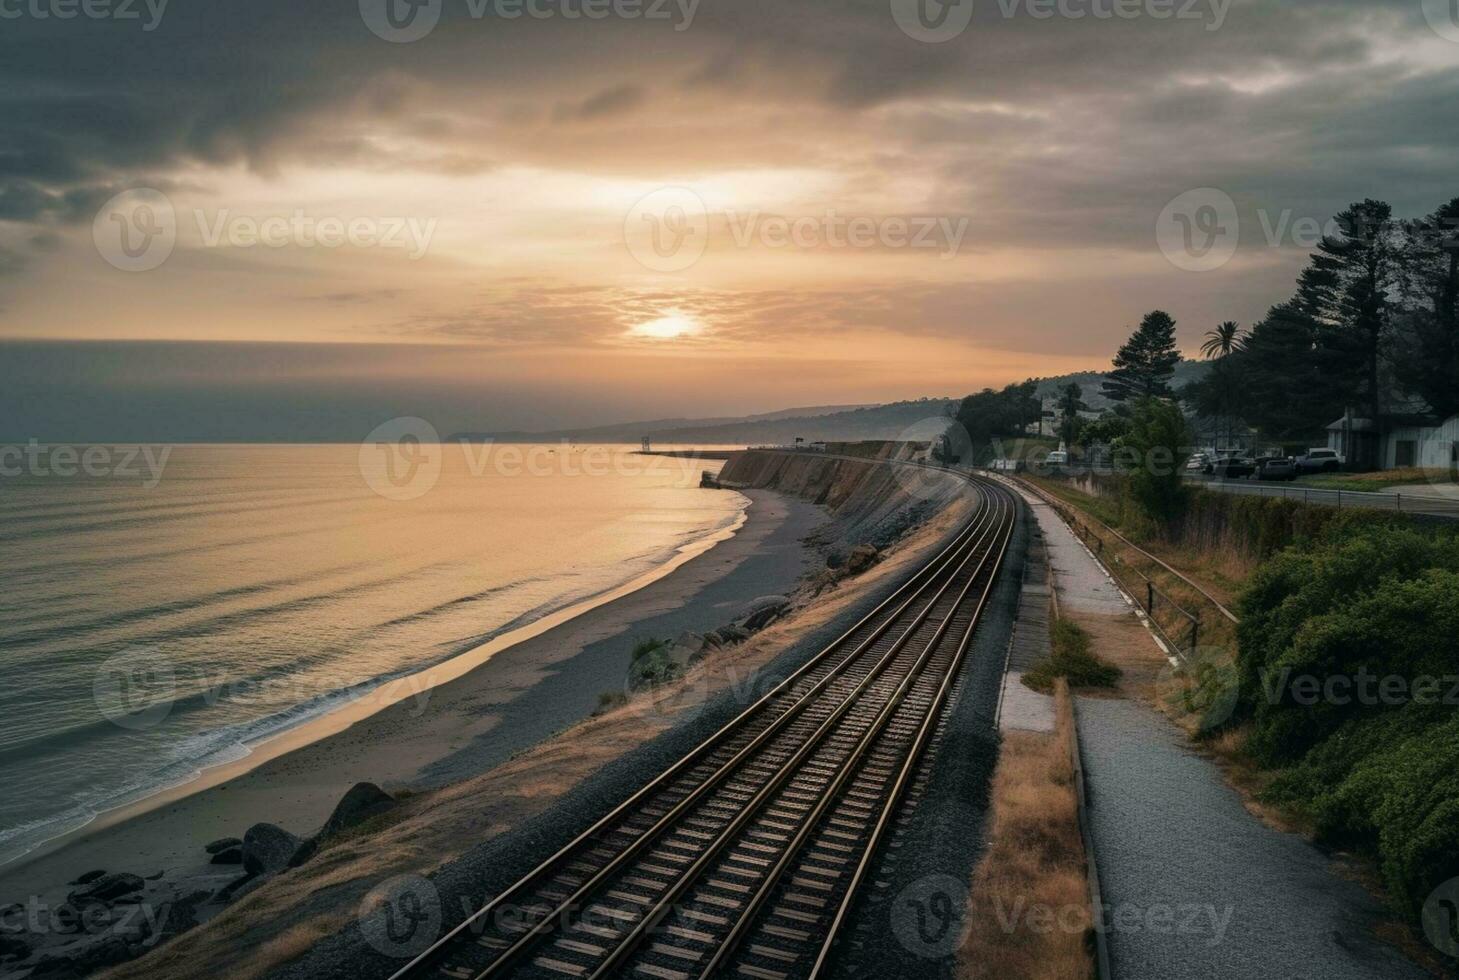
1184 476 1459 519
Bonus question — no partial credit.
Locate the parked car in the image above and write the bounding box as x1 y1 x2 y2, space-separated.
1295 448 1344 474
1186 452 1210 473
1257 457 1297 481
1044 450 1070 467
1211 453 1256 479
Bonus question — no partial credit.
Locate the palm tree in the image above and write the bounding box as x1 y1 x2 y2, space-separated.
1201 320 1244 359
1056 382 1088 448
1200 321 1246 450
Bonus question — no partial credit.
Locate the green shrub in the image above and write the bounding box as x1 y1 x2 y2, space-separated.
1235 524 1459 752
1271 713 1459 918
1220 517 1459 921
627 637 684 689
1024 620 1122 692
595 691 629 713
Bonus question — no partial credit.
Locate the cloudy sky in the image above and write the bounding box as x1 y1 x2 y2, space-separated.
2 0 1457 439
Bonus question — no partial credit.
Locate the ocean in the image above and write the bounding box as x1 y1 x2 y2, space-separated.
0 443 741 867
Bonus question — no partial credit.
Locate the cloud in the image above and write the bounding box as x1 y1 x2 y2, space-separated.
307 288 405 305
554 84 648 122
3 0 1458 398
0 245 25 278
0 0 1445 205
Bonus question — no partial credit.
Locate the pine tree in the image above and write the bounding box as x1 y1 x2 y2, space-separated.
1056 382 1088 446
1294 199 1401 423
1395 198 1459 419
1237 303 1344 439
1101 310 1181 402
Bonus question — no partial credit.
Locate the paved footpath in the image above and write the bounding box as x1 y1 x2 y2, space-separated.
1015 486 1429 980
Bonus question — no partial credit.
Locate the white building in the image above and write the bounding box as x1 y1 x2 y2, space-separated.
1381 416 1459 470
1326 413 1459 471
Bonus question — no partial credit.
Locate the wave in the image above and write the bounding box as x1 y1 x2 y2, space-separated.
0 504 746 869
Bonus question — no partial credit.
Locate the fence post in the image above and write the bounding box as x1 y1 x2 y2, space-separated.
1190 617 1200 656
1147 582 1155 615
1397 493 1402 513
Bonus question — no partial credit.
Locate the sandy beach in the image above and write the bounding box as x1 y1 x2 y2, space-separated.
0 489 825 907
74 461 972 980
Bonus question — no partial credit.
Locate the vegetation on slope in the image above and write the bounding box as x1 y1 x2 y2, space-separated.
1036 464 1459 946
1233 518 1459 919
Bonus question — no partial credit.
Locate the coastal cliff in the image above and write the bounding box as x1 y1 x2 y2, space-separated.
717 449 966 551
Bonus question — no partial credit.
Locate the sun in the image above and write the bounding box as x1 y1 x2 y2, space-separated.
629 314 701 340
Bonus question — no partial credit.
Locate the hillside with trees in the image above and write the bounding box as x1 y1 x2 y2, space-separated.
1182 196 1459 448
988 194 1459 956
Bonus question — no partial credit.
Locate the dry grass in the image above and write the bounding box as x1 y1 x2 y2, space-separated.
235 914 351 980
1026 478 1243 648
958 682 1092 980
1065 612 1167 703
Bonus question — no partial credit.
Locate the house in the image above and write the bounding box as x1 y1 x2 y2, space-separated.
1380 416 1459 470
1326 412 1459 471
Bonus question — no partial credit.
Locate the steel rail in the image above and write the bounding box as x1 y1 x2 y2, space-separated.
805 479 1019 978
584 488 1014 980
472 501 1005 979
696 480 1018 980
390 467 997 980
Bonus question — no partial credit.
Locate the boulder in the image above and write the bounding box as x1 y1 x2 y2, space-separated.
107 904 154 944
241 823 304 876
661 632 706 666
209 846 243 865
742 595 790 616
718 625 749 645
154 891 206 939
52 903 85 933
287 837 319 869
320 783 397 839
702 630 723 649
68 869 106 886
845 544 880 575
214 871 269 905
741 595 791 631
204 837 241 855
0 934 31 961
211 874 252 904
29 935 136 979
68 872 144 906
286 782 399 868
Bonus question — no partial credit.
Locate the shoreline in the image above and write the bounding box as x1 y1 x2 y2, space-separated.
0 488 821 906
96 469 976 980
0 501 748 874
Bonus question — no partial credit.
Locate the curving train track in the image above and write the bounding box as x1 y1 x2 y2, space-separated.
390 467 1019 980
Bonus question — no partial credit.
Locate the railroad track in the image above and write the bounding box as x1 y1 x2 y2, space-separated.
391 470 1018 980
